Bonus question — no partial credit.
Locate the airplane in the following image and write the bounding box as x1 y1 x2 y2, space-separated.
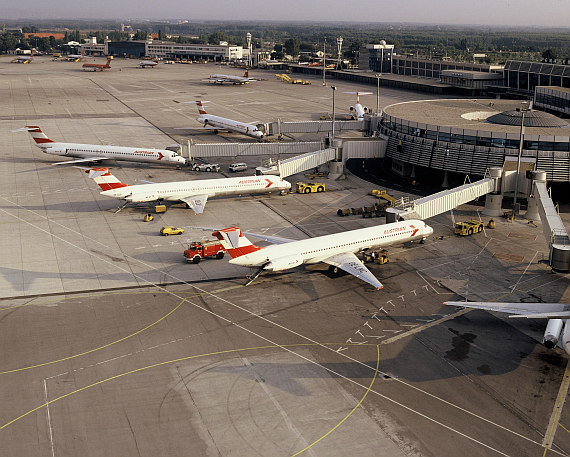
178 100 266 139
204 70 254 85
139 59 159 68
15 126 187 167
83 56 113 71
345 91 373 120
82 167 292 214
320 92 373 121
11 49 34 64
66 48 85 61
444 301 570 356
210 220 434 288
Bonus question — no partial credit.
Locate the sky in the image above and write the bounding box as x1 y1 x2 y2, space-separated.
2 0 570 28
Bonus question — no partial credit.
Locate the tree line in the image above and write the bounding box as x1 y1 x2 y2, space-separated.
1 20 568 64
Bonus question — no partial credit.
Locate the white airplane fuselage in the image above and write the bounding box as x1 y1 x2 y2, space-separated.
101 175 291 202
198 113 264 139
230 220 433 268
209 74 249 84
35 142 186 166
350 103 367 120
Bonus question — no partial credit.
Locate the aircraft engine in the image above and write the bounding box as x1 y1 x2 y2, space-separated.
127 191 157 203
264 255 303 271
543 318 564 349
44 147 67 156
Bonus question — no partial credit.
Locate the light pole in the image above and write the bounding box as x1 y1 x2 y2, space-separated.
322 38 326 86
512 102 531 217
376 74 381 115
331 85 337 147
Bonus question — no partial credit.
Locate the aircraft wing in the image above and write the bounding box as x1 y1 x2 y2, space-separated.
443 301 570 318
323 252 383 290
180 194 208 215
51 157 107 166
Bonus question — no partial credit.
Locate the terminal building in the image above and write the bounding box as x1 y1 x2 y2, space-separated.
534 86 570 117
376 99 570 185
359 42 394 73
500 60 570 98
79 40 244 61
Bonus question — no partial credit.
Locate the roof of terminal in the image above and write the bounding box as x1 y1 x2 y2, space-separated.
383 99 570 136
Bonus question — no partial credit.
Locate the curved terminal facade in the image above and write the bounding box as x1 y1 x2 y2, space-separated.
378 99 570 182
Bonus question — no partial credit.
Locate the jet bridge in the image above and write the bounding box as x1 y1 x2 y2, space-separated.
270 119 366 136
386 171 500 222
387 167 570 271
530 171 570 271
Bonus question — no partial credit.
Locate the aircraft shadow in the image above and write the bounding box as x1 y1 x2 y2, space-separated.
0 202 113 214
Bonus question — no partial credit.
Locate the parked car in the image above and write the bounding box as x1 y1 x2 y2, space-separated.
229 162 247 172
192 163 220 172
160 226 185 236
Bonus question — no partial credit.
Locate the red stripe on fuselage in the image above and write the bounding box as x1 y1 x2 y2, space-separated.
97 182 128 191
225 245 262 258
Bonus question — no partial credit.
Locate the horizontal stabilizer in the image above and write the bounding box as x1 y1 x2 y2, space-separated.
242 232 294 245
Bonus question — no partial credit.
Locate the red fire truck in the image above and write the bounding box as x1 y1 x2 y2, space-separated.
183 240 225 264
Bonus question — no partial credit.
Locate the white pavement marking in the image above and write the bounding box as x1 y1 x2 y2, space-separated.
43 379 56 457
0 198 554 454
510 250 540 293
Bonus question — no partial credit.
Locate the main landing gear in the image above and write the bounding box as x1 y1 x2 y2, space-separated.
245 263 268 286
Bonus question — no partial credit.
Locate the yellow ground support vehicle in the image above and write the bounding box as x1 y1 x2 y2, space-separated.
454 220 484 236
296 182 326 194
369 189 398 206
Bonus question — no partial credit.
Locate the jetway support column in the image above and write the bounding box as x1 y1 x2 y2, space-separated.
483 167 503 217
525 170 547 221
442 170 449 188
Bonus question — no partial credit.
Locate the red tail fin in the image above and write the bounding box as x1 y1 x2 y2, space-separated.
84 167 128 191
196 101 207 115
25 126 54 144
211 227 262 258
